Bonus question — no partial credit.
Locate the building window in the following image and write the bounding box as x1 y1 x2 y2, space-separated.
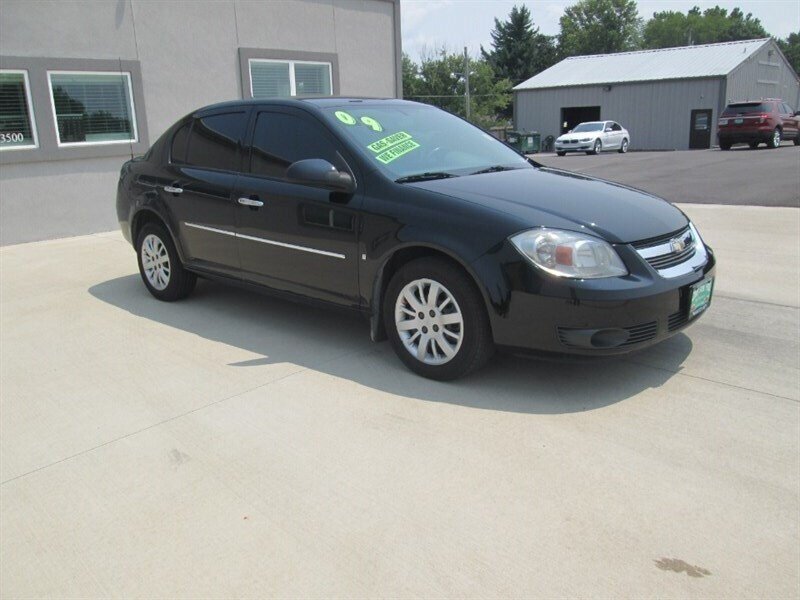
47 71 138 146
249 59 332 98
0 70 38 151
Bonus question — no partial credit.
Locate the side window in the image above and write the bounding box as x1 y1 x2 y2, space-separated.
249 111 343 179
186 112 247 171
170 121 191 164
612 122 622 131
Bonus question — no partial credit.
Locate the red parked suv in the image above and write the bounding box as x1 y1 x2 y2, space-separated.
717 99 800 150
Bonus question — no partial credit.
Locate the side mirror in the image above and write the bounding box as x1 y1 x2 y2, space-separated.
605 127 613 132
286 159 355 194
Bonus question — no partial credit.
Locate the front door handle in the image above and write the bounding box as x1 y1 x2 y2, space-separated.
238 197 264 208
163 185 183 194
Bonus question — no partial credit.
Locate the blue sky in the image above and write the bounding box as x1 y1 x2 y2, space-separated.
401 0 800 60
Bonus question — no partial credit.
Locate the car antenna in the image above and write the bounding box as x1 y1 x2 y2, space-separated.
119 57 134 161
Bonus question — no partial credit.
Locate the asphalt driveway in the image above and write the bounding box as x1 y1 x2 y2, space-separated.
534 144 800 207
1 204 798 597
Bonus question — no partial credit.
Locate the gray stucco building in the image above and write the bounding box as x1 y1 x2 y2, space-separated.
0 0 401 245
514 38 800 152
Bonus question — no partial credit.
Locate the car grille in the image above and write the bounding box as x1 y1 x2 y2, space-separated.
620 321 658 347
667 311 689 332
632 226 696 272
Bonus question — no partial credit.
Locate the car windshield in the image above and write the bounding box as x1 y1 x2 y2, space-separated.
320 103 530 180
723 102 770 116
572 122 604 132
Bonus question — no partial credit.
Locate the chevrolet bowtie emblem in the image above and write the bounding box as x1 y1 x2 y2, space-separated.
671 237 686 253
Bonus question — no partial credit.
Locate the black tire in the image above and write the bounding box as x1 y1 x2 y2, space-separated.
793 136 799 146
383 257 494 380
767 128 781 149
618 138 629 153
556 151 566 157
588 139 601 155
136 222 196 301
720 141 732 150
749 141 759 149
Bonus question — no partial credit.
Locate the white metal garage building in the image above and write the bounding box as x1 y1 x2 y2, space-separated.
513 38 800 151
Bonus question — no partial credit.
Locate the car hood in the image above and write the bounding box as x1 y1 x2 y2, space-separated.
409 167 687 244
557 132 600 141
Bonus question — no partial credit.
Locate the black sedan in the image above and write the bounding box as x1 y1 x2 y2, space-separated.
117 98 715 380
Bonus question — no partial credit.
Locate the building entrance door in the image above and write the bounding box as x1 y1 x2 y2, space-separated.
689 109 712 149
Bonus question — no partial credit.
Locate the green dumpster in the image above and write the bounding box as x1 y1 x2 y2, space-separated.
506 131 540 154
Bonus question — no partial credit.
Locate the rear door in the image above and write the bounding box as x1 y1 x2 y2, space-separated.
166 110 249 276
781 102 798 138
233 107 362 307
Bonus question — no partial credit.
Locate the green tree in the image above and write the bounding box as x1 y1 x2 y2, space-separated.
481 5 556 118
776 32 800 74
642 5 769 49
402 48 512 129
558 0 642 56
481 4 557 84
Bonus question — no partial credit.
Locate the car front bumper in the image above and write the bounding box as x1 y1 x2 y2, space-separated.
555 143 592 152
471 242 716 355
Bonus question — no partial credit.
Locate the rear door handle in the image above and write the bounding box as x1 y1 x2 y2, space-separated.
163 185 183 194
238 197 264 208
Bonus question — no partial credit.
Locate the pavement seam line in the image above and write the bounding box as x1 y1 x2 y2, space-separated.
624 358 800 404
0 345 377 486
714 293 800 310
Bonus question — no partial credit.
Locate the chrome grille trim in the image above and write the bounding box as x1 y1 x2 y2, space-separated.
632 224 707 279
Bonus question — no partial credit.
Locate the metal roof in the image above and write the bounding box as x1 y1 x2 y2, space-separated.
514 38 771 91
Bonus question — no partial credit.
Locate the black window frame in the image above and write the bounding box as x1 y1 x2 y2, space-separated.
182 108 251 173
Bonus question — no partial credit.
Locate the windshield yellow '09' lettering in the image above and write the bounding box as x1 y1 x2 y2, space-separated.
360 116 383 132
368 131 412 153
335 111 357 125
376 139 420 164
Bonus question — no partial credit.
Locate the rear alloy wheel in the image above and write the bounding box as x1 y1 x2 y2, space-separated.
618 138 629 153
767 128 781 149
384 258 493 380
588 139 602 155
136 222 196 301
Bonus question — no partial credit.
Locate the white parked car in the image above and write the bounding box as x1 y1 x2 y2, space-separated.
555 121 630 156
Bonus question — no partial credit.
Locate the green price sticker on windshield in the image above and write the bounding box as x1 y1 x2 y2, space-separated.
368 131 412 153
376 139 420 164
360 116 383 132
335 110 357 125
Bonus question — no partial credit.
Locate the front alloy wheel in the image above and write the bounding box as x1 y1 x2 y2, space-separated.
384 257 494 380
588 139 602 155
395 278 464 365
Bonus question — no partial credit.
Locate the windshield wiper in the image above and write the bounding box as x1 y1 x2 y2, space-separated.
395 172 458 184
468 165 520 176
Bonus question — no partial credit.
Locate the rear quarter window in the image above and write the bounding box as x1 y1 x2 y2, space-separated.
170 121 191 164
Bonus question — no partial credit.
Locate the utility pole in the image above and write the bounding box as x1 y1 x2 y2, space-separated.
463 46 471 121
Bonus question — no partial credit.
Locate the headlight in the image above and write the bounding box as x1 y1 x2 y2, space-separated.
579 137 591 142
556 137 564 142
510 228 628 279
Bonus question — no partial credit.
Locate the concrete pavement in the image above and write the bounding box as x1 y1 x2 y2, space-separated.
1 204 798 597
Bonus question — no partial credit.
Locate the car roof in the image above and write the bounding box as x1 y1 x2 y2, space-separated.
194 96 416 115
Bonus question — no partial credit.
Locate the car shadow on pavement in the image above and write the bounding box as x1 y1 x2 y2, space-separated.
89 275 692 415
